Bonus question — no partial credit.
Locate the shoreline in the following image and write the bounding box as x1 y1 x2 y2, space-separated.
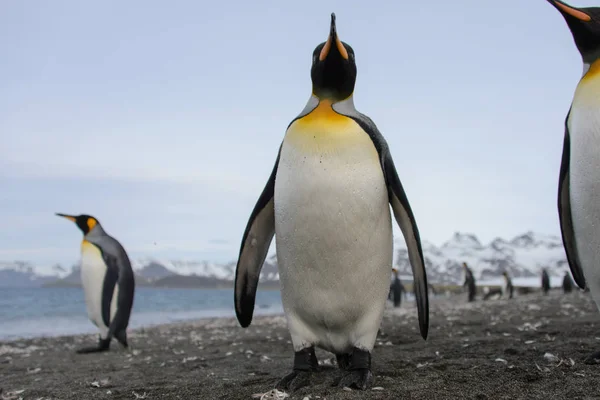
0 307 286 344
0 290 432 343
0 291 554 343
0 286 285 343
2 292 600 399
35 284 285 291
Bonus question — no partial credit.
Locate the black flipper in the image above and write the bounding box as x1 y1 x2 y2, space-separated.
100 251 119 328
234 149 280 328
558 111 586 289
383 153 429 339
92 238 135 344
114 330 128 348
106 264 135 341
335 101 429 340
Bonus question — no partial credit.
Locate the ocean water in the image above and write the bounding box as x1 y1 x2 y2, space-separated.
0 287 284 341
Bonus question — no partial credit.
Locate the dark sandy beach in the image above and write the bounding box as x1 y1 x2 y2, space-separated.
2 290 600 400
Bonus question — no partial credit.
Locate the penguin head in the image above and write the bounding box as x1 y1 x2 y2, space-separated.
310 13 356 102
548 1 600 64
462 262 468 268
56 213 100 235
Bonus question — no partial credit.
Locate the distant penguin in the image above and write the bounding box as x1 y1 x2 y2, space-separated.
563 271 574 294
389 268 405 308
501 271 514 299
56 213 135 353
233 13 429 391
482 286 503 301
428 283 438 296
462 262 476 302
541 269 551 295
548 0 600 363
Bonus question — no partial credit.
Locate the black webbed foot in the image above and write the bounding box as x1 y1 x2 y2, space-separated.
276 370 312 391
76 337 111 354
584 351 600 364
275 347 318 392
337 369 373 390
335 347 373 390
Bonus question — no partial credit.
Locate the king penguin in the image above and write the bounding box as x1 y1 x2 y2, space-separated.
541 268 551 295
501 271 514 299
234 13 429 390
56 213 135 354
548 0 600 364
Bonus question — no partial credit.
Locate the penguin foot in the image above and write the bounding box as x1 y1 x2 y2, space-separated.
336 354 350 370
76 337 110 354
337 369 373 390
275 347 318 391
333 347 373 390
276 370 312 391
584 351 600 364
76 345 110 354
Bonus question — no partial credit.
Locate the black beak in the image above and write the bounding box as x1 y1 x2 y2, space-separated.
55 213 76 222
319 12 349 61
330 13 337 38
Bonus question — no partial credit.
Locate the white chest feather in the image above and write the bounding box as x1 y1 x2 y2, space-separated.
80 241 111 333
568 71 600 302
273 106 392 352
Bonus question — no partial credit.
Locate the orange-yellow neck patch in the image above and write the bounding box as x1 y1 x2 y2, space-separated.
81 240 103 260
285 99 370 154
81 239 97 251
582 59 600 81
294 99 350 127
87 218 97 232
574 60 600 106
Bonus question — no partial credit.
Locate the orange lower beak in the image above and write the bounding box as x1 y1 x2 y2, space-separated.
550 0 591 22
319 13 349 61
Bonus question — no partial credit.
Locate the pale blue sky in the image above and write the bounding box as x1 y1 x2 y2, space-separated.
0 0 594 268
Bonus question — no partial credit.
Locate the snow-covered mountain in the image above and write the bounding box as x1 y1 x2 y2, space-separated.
130 258 235 281
0 261 72 287
394 231 568 284
0 232 568 287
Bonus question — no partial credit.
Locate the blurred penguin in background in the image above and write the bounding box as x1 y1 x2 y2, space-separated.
563 271 574 294
388 268 405 308
462 262 476 302
502 271 514 299
541 269 551 295
428 283 438 296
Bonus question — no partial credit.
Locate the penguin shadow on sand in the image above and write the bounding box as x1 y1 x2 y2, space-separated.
56 213 135 355
234 13 429 392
